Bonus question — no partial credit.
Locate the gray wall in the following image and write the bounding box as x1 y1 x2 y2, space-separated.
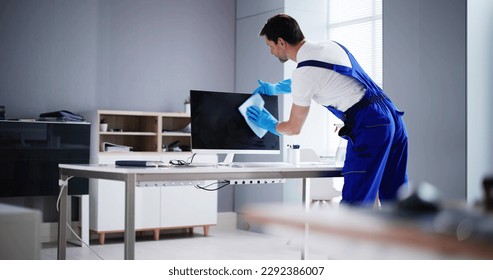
0 0 235 118
0 0 236 219
383 0 467 201
467 0 493 204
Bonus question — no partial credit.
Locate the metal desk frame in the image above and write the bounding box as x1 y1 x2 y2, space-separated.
57 163 342 260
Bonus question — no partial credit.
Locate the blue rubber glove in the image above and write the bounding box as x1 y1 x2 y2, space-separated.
252 79 291 95
246 105 280 136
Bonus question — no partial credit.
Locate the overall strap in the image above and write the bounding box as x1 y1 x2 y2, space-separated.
296 42 387 121
296 57 356 121
296 60 353 76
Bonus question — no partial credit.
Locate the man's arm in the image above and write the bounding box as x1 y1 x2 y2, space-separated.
276 103 310 135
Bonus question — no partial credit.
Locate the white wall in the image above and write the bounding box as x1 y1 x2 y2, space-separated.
467 0 493 204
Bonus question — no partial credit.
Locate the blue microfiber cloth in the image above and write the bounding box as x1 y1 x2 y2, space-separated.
238 94 267 138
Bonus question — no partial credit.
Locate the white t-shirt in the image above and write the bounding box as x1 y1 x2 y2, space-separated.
291 40 365 111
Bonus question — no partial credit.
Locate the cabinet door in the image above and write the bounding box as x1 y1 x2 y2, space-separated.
135 186 161 229
90 154 161 231
90 179 124 231
160 184 217 228
159 153 218 228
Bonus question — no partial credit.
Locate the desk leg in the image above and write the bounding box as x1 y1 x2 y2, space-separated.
301 178 311 260
57 175 69 260
80 195 89 245
68 195 89 246
124 174 136 260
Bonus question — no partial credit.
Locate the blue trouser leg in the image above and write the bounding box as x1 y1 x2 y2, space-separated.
340 102 396 205
378 104 409 202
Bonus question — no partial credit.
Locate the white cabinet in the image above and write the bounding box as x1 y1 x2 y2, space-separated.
90 152 218 244
89 110 217 244
90 154 162 233
160 185 218 234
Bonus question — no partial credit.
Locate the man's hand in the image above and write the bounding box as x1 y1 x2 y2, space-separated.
246 106 280 136
252 79 291 95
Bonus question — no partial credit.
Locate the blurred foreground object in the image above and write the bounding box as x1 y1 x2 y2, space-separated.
244 200 493 259
0 203 41 259
483 176 493 211
396 181 441 215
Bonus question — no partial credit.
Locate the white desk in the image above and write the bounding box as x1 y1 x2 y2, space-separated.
57 162 342 260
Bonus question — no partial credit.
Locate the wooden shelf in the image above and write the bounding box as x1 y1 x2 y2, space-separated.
161 132 190 137
97 110 191 152
100 132 157 136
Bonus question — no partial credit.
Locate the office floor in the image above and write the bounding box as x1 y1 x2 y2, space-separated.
39 221 456 260
29 223 486 280
40 224 313 260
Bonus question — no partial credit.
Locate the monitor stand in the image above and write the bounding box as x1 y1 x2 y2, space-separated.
219 153 235 166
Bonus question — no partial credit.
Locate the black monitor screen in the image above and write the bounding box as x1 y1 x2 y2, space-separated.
190 90 280 154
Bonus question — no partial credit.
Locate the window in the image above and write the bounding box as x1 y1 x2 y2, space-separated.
328 0 383 85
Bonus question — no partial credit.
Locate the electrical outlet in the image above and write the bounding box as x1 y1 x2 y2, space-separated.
137 181 205 187
227 178 286 185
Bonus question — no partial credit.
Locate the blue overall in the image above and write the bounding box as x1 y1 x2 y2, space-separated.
297 43 408 205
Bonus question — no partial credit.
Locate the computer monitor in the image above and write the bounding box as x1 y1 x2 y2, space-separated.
190 90 280 162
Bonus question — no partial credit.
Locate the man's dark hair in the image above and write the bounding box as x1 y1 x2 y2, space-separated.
259 14 305 45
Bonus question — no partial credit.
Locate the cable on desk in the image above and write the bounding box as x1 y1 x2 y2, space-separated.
169 153 198 166
194 180 231 191
187 153 197 164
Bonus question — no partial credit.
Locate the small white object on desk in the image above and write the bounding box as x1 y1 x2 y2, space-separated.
287 144 301 165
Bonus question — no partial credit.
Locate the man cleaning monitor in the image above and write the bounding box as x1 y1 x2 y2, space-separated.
246 13 408 206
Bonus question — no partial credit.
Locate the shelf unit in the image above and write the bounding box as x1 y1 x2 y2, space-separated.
90 110 217 244
97 110 191 152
